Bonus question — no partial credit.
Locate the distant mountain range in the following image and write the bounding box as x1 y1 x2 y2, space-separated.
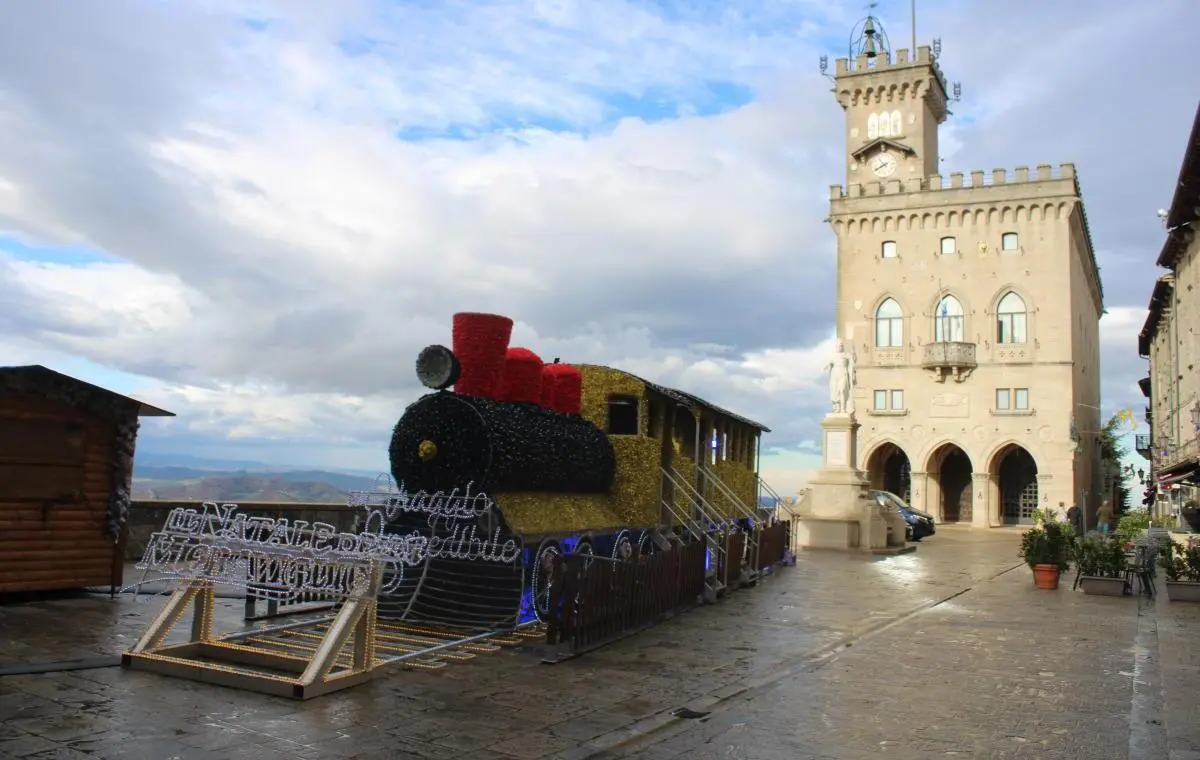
132 453 388 504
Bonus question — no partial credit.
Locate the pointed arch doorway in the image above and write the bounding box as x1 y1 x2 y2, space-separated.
925 443 973 523
865 443 911 503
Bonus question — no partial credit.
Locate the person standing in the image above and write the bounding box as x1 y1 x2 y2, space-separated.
1096 498 1114 535
1066 503 1082 535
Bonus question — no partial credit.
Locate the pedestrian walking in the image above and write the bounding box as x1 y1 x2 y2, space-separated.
1096 498 1113 535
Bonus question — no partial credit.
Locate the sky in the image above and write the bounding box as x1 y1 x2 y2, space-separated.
0 0 1193 496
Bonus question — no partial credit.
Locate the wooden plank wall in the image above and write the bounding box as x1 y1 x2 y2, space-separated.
0 394 116 593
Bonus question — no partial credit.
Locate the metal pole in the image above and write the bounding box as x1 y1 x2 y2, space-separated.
911 0 917 54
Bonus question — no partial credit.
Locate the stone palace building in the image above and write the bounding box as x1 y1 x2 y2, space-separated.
825 16 1104 526
1139 100 1200 516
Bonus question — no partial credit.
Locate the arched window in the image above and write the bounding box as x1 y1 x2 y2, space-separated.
875 298 903 347
881 240 898 259
934 295 964 343
940 236 957 255
867 113 879 140
996 291 1028 344
1001 232 1019 251
878 111 892 137
889 110 901 136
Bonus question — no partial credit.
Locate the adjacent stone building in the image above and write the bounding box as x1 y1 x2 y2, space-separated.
826 20 1104 526
1138 101 1200 514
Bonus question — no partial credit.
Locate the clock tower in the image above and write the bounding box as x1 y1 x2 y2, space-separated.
823 12 1104 532
830 14 952 182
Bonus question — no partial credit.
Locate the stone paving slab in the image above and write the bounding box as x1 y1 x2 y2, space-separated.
606 551 1200 760
3 528 1176 760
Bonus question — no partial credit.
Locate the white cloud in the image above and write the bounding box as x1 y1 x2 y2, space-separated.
0 0 1192 475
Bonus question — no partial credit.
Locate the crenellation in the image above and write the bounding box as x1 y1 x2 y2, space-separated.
829 163 1083 199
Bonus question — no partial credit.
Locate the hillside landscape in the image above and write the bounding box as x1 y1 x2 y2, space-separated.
131 458 386 503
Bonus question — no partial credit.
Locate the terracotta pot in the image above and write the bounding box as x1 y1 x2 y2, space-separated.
1032 563 1060 590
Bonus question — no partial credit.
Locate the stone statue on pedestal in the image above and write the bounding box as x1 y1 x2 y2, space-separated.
825 338 857 415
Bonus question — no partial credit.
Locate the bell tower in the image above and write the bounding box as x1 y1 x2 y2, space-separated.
821 11 956 182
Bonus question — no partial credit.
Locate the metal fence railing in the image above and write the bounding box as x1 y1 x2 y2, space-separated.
544 541 707 659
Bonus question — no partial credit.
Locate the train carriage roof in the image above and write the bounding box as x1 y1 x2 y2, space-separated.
582 364 770 433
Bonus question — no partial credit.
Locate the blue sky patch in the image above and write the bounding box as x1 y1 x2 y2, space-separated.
0 234 117 266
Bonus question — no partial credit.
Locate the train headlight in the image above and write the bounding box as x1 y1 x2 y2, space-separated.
416 344 461 390
418 439 439 463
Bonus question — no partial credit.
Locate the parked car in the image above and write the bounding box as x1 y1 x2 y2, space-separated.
870 490 936 541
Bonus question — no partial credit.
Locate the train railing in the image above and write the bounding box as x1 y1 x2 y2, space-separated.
756 520 791 570
543 541 707 660
721 531 746 591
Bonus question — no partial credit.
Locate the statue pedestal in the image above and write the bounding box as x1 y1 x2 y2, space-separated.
793 413 910 554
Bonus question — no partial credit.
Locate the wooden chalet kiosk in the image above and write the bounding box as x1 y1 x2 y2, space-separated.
0 365 173 594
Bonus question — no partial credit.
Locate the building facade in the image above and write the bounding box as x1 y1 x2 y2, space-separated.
826 33 1104 526
1138 102 1200 518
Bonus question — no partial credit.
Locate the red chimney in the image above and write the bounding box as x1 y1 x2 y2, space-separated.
451 312 513 399
542 362 582 415
499 347 544 404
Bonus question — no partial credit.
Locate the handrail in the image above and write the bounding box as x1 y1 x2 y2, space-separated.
757 478 795 522
661 467 729 530
697 465 758 521
695 465 761 572
659 497 705 543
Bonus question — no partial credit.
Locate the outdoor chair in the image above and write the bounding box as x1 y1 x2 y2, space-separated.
1124 542 1156 598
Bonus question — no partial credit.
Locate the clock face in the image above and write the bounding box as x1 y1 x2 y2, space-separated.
871 152 898 178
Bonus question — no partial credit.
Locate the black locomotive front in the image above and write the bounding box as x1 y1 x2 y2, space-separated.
388 391 616 496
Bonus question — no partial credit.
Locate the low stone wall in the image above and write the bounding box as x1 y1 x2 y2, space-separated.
124 500 364 562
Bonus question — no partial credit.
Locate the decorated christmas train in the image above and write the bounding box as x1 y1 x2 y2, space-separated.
381 312 771 627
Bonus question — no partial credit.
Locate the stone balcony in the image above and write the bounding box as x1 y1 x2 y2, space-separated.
921 341 977 383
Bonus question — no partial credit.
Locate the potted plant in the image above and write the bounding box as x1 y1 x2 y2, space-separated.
1075 535 1128 596
1020 515 1072 589
1159 541 1200 602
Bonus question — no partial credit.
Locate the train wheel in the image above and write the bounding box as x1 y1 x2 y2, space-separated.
531 539 561 624
573 538 596 570
571 538 596 615
611 530 633 562
636 529 654 557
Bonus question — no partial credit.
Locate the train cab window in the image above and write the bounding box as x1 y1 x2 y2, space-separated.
607 395 640 435
647 400 662 439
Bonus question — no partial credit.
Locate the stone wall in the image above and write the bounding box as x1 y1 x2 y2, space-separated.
124 500 365 561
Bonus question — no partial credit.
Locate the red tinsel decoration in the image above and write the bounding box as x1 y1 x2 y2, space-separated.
539 365 560 409
544 363 582 415
451 312 513 399
499 347 544 403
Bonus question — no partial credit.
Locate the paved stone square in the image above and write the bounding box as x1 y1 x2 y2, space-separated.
0 528 1196 760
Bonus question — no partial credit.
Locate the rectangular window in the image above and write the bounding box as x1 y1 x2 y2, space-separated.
875 318 903 347
995 388 1011 411
607 395 640 435
997 313 1027 344
940 236 957 255
1001 232 1019 251
881 241 898 259
1014 388 1029 410
873 389 904 412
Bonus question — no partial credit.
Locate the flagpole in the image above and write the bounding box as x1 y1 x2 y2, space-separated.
911 0 917 52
